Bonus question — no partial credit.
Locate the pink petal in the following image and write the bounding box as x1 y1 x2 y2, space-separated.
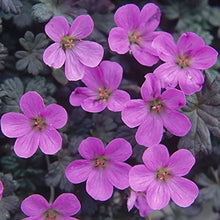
105 138 132 161
73 41 104 67
69 15 94 39
43 43 66 69
168 149 195 176
168 177 199 207
106 162 131 189
161 109 191 136
142 144 170 171
65 49 85 81
0 181 3 200
190 46 218 69
39 128 62 155
42 104 67 129
147 180 170 210
1 112 31 138
21 194 50 216
65 159 93 184
14 131 40 158
86 169 113 201
114 4 140 30
139 3 161 32
136 192 152 216
161 89 186 110
52 193 81 216
59 218 78 220
78 137 105 160
127 190 137 211
131 44 159 66
20 91 44 118
23 216 44 220
135 114 163 147
108 27 130 54
45 16 69 42
107 90 130 112
129 165 155 192
121 99 148 128
81 97 107 113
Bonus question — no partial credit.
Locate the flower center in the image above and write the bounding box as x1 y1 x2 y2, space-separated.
94 156 108 169
96 87 111 102
128 31 142 45
44 209 59 220
156 167 170 182
149 99 164 113
176 55 191 69
61 36 76 50
32 116 47 131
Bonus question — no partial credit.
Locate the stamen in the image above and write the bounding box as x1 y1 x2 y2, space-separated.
149 99 163 113
44 209 59 220
128 31 142 45
96 87 111 102
61 36 76 50
156 167 170 182
32 116 46 131
94 156 108 169
176 55 191 69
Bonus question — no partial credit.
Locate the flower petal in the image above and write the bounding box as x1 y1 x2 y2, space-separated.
168 149 195 176
129 165 155 192
105 138 132 161
52 193 81 216
107 90 130 112
42 104 67 129
45 16 69 42
65 159 93 184
127 190 137 211
142 144 170 171
108 27 130 54
161 109 191 136
23 216 44 220
20 91 44 118
78 137 105 160
136 192 152 216
1 112 31 138
39 128 62 155
14 131 40 158
121 99 148 128
21 194 50 216
114 4 140 30
86 169 113 201
43 43 66 69
168 177 199 207
81 97 107 113
69 15 94 39
147 180 170 210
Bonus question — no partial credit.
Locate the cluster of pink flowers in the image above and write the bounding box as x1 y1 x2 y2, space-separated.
0 2 218 219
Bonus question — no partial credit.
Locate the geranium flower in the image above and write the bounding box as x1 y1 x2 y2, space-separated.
108 3 161 66
69 60 130 113
152 32 218 95
121 73 191 147
129 144 199 210
65 137 132 201
1 91 67 158
127 189 152 217
43 15 104 81
21 193 81 220
0 180 3 201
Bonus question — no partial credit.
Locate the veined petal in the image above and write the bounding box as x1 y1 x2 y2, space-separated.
39 128 62 155
161 109 191 136
69 15 94 39
42 104 67 129
108 27 130 54
86 169 113 201
168 177 199 207
127 190 137 211
65 160 93 184
23 216 44 220
20 91 44 118
121 99 148 128
136 192 152 216
52 193 81 216
43 43 66 69
168 149 195 176
81 97 107 113
1 112 31 138
45 16 69 42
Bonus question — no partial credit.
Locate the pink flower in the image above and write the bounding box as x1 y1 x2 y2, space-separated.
0 180 3 201
121 73 191 147
65 137 132 201
108 3 161 66
127 189 152 217
129 144 199 210
152 32 218 95
43 15 104 81
69 60 130 113
21 193 81 220
1 91 67 158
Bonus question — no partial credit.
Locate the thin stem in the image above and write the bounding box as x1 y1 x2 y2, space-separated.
211 166 219 183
